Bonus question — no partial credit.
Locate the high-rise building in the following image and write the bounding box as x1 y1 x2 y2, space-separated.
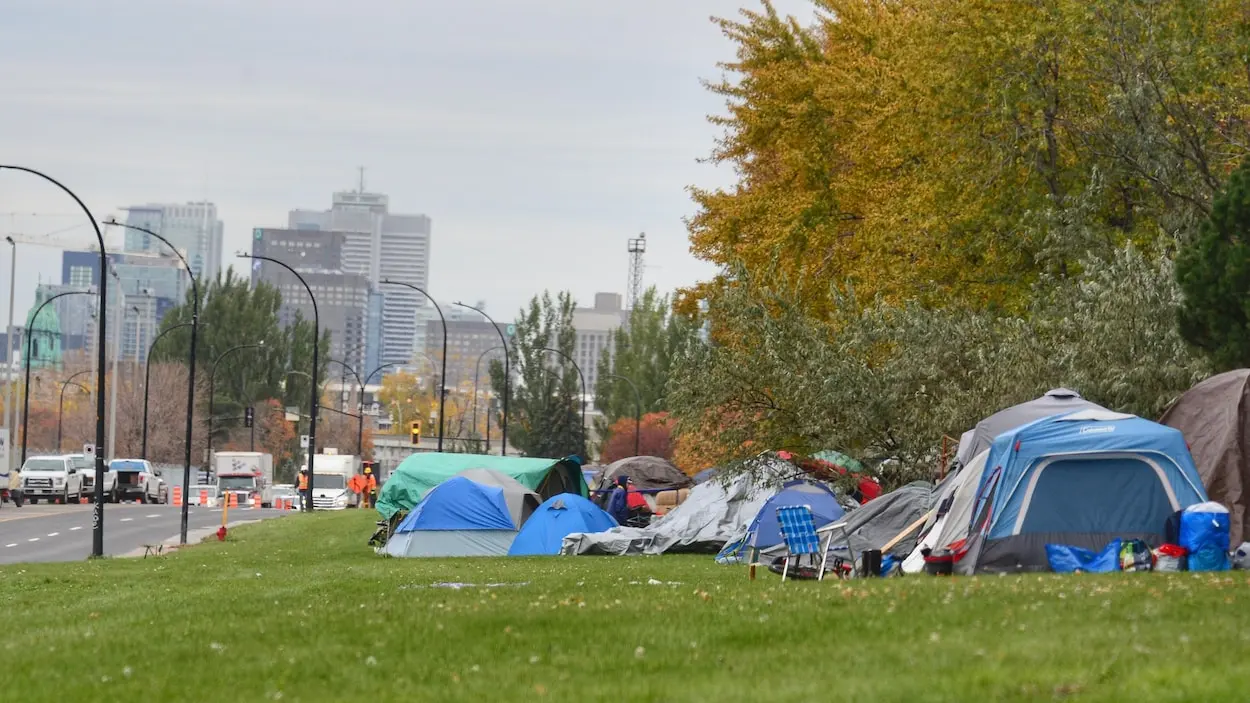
289 190 431 369
572 293 629 392
250 228 371 373
364 287 385 374
61 250 187 363
423 312 507 392
118 202 224 284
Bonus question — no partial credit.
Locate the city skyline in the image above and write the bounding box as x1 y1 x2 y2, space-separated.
0 0 818 329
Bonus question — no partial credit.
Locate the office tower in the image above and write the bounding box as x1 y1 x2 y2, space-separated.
250 228 370 373
289 190 431 369
117 202 224 283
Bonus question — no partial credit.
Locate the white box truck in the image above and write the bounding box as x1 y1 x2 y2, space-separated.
310 453 359 510
214 451 275 507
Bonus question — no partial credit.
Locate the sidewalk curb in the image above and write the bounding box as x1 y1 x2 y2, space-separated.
119 519 266 558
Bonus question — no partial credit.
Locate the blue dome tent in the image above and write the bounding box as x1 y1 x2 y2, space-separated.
956 409 1208 574
384 474 539 558
508 493 618 556
717 480 844 562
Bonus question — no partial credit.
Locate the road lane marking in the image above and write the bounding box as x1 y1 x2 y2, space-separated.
70 526 82 531
119 518 134 522
46 532 59 537
4 544 15 548
146 514 160 519
27 538 38 542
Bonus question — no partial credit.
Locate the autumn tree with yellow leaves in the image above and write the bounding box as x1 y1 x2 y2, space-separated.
670 0 1238 480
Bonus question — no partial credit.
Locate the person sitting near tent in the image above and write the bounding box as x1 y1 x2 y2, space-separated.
606 476 652 527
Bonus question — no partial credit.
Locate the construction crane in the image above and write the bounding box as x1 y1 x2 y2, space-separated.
627 232 646 310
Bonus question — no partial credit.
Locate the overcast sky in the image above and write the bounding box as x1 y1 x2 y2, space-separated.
0 0 815 327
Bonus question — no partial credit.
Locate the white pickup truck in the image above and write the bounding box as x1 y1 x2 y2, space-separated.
108 459 167 504
65 453 119 503
21 455 86 504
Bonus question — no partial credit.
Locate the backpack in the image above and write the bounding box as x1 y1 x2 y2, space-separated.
1119 539 1153 572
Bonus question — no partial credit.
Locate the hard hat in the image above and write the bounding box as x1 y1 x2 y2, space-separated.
364 466 372 474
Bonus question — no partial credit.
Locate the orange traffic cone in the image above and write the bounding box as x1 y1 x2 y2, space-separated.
253 494 262 509
228 493 238 508
200 489 209 506
172 486 183 507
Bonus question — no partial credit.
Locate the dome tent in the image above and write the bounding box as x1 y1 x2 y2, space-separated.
384 474 538 558
376 453 586 520
599 456 693 492
508 493 618 556
716 480 845 563
956 410 1208 574
1160 370 1250 545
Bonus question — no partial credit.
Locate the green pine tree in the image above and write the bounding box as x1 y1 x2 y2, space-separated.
1176 159 1250 371
488 292 583 458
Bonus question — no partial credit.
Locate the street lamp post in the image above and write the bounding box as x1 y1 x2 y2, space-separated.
383 280 446 452
327 359 366 457
454 302 509 456
21 290 91 465
103 220 201 545
139 321 195 460
1 165 110 557
4 236 15 473
243 253 319 511
540 347 587 459
207 342 265 464
605 373 643 457
57 370 93 451
472 345 504 444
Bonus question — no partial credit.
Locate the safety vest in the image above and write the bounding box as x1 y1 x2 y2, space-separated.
298 474 308 491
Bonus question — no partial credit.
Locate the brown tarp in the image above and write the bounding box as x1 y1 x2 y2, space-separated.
600 456 693 492
1160 370 1250 545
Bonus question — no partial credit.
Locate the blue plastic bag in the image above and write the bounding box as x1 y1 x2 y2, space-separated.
1046 539 1122 573
1180 502 1231 572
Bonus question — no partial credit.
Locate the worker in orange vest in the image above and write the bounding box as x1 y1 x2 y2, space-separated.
298 469 309 492
348 473 365 508
362 467 378 509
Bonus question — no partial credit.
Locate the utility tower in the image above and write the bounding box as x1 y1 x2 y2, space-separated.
626 232 646 309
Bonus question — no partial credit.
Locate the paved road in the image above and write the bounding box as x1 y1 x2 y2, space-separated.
0 503 289 565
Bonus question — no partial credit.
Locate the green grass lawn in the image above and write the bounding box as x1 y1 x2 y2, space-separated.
2 511 1248 702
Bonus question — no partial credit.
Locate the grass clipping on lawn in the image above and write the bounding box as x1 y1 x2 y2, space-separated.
1 510 1248 702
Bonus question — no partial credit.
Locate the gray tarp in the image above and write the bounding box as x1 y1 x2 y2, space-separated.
955 389 1105 467
562 457 794 555
600 456 693 492
824 481 938 559
1160 370 1250 545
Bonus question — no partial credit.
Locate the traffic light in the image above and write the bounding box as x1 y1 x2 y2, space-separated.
244 407 254 428
409 420 422 445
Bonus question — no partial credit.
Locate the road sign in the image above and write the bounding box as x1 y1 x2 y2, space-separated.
244 407 254 428
300 434 310 449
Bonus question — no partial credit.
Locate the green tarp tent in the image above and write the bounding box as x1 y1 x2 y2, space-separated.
376 453 588 520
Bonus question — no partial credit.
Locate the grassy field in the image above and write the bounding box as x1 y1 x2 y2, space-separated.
2 511 1248 702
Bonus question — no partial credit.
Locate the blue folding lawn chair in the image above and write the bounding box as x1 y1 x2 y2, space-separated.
775 504 823 582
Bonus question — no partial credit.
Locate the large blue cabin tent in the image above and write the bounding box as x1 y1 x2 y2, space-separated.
955 409 1208 574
